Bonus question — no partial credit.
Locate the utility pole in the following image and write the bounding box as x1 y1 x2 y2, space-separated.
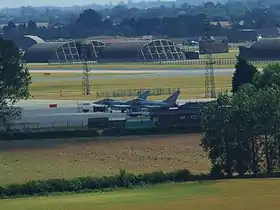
203 17 216 98
82 44 91 95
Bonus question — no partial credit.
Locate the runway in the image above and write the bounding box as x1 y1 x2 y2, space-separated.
14 68 223 129
14 98 215 129
30 68 235 82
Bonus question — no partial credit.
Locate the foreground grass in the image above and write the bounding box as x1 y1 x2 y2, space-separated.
1 179 280 210
0 134 209 184
29 75 232 100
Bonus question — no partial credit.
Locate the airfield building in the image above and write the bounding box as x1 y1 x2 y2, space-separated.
97 39 186 62
23 37 186 63
23 41 81 63
19 35 45 51
239 38 280 60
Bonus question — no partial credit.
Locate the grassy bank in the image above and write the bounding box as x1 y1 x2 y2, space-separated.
1 179 280 210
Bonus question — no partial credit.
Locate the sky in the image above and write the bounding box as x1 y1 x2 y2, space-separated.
0 0 129 8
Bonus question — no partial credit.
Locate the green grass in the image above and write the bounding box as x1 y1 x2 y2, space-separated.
1 179 280 210
29 75 232 100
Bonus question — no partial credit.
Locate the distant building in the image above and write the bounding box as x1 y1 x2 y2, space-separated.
24 41 81 63
19 35 45 51
198 36 229 54
239 37 280 60
258 26 280 38
23 37 186 63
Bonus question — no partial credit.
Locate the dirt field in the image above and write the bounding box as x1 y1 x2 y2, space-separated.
0 134 209 184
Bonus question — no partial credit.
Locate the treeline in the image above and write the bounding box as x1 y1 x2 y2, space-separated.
2 2 280 42
202 60 280 177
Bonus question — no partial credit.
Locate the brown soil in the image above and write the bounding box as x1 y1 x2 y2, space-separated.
0 134 210 184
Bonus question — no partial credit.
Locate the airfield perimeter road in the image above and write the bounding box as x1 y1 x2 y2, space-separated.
30 68 235 82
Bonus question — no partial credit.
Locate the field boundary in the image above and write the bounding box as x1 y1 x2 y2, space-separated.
1 168 280 199
26 58 280 70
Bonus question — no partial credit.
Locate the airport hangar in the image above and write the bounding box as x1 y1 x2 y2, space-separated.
239 37 280 60
23 37 186 63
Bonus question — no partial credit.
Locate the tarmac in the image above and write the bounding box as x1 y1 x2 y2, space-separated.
15 98 216 129
14 68 224 129
30 68 235 82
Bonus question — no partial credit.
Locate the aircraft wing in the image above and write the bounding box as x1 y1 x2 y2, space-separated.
141 105 162 109
112 104 132 109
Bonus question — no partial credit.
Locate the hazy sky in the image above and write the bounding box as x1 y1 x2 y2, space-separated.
0 0 130 8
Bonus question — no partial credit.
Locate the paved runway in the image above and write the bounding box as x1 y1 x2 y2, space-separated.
15 68 224 129
30 68 235 82
14 98 216 129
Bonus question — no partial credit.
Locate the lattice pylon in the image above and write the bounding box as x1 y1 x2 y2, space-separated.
204 53 216 98
82 45 91 96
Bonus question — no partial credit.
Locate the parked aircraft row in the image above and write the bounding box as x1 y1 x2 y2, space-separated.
93 89 180 110
80 89 217 113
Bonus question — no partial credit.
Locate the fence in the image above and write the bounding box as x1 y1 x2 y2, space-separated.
31 85 231 100
96 88 178 99
47 57 280 66
31 85 231 101
12 118 155 132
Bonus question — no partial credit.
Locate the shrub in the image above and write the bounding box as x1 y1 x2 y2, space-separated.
170 169 192 182
209 165 225 179
0 169 214 198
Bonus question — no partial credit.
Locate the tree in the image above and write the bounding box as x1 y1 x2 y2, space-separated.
231 84 261 175
76 9 103 27
201 92 235 177
253 63 280 89
252 86 280 173
27 20 38 34
232 56 257 94
0 38 31 129
202 82 280 176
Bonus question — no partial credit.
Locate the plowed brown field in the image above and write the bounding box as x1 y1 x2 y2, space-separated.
0 133 209 184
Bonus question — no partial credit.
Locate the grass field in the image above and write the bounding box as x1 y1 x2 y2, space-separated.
0 134 209 185
1 179 280 210
26 61 275 71
30 75 232 100
27 62 237 70
31 72 148 78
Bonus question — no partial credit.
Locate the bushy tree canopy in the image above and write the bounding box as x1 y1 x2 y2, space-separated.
232 56 257 94
0 38 31 129
202 63 280 176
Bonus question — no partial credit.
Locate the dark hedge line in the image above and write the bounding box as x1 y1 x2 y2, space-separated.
0 129 100 140
0 127 201 141
1 169 280 199
0 169 210 198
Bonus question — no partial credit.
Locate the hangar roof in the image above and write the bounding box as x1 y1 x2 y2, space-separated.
99 40 150 59
24 35 45 43
250 38 280 50
23 42 71 63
